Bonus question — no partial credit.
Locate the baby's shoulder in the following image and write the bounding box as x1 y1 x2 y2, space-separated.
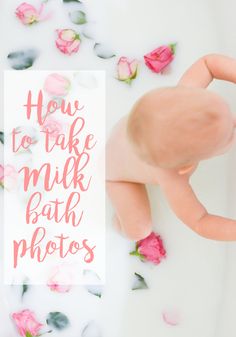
106 115 128 148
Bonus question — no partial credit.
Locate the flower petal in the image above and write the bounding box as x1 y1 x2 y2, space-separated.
0 131 4 144
82 24 96 39
69 10 87 24
7 49 39 70
46 312 70 330
83 269 103 297
94 43 116 59
162 309 181 326
132 273 148 290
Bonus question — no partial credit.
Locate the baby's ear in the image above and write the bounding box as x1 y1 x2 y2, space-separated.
177 164 194 175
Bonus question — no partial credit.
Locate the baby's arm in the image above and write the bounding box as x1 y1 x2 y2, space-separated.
178 54 236 88
160 175 236 241
106 180 152 241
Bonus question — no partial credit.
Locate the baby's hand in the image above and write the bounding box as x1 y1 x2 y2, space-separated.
159 173 236 241
195 213 236 241
178 53 236 88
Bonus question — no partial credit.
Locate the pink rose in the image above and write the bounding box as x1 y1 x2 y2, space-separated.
47 265 73 293
144 44 176 73
15 2 45 25
0 164 18 190
41 116 63 139
116 57 139 84
12 309 43 337
130 231 166 265
44 73 71 96
55 29 81 55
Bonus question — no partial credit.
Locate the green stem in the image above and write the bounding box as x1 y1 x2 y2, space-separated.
130 250 142 258
169 43 177 54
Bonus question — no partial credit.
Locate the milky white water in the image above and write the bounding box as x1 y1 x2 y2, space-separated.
0 0 236 336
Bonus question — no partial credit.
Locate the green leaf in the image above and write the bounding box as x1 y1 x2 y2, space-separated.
7 49 39 70
86 285 103 298
83 269 103 298
93 43 116 59
82 321 102 337
69 10 87 24
132 272 148 290
129 250 140 256
0 131 4 144
46 312 69 330
25 332 33 337
82 30 93 40
22 282 29 298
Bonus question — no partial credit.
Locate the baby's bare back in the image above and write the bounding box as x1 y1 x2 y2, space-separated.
106 116 164 184
106 53 236 242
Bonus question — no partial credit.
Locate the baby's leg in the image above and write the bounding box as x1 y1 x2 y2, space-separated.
106 180 152 241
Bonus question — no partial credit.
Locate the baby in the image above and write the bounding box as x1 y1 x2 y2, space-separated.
106 54 236 242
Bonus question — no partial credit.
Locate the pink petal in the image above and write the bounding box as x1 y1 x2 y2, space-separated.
38 3 44 16
0 165 4 181
66 39 80 55
130 59 139 74
117 57 131 80
162 309 181 326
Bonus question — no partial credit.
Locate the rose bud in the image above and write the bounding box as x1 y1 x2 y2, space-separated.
55 29 81 55
144 44 176 73
116 57 139 84
16 2 46 25
41 116 64 140
130 231 166 265
12 309 43 337
44 73 71 97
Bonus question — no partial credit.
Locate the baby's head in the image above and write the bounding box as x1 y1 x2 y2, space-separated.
127 86 236 173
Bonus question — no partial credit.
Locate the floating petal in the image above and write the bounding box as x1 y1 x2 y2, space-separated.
46 312 70 330
94 43 116 59
7 49 39 70
132 273 148 290
69 10 87 24
82 321 102 337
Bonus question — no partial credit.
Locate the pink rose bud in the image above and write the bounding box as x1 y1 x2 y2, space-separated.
41 116 64 139
130 231 166 265
0 164 18 190
44 73 71 96
117 57 139 84
144 44 176 73
12 309 43 336
15 2 45 25
55 29 81 55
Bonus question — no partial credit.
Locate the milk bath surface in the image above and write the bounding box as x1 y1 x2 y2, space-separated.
0 0 236 336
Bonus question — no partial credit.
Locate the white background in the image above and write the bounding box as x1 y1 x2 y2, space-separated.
0 0 236 337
